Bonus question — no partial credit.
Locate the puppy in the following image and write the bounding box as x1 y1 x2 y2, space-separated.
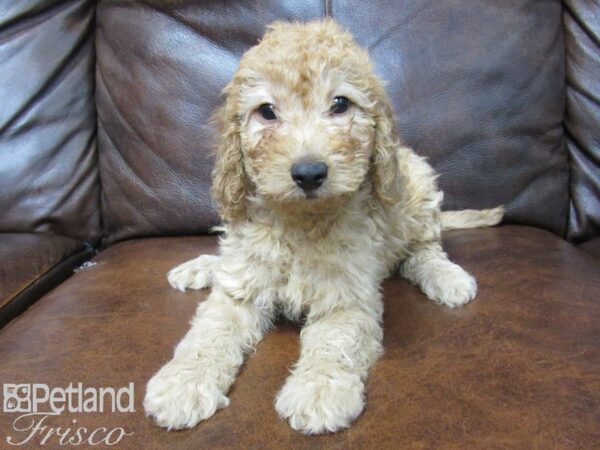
144 19 503 435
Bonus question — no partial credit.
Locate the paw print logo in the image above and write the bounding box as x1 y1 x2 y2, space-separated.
3 384 31 413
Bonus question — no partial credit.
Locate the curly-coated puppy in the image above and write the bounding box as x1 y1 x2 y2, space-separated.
144 19 503 435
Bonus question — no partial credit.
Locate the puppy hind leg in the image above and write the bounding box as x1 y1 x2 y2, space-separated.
400 242 477 307
144 291 271 430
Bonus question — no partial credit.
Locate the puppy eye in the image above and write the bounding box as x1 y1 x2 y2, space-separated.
330 96 350 114
258 103 277 121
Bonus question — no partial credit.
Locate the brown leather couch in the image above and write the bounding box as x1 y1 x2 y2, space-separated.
1 1 599 448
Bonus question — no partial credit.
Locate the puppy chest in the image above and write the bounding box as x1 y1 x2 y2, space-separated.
231 244 381 317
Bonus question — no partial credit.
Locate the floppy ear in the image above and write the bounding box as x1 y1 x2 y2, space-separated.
211 96 247 222
372 98 402 204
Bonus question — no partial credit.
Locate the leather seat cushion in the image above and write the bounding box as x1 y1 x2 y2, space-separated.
0 226 598 448
0 233 93 328
578 237 600 260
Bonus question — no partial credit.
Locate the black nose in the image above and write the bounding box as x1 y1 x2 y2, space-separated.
291 162 328 191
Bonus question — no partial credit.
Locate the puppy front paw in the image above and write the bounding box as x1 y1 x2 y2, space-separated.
167 255 218 292
275 367 365 434
144 359 229 430
421 262 477 307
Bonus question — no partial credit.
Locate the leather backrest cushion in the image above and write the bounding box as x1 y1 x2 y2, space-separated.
96 1 326 245
564 0 600 244
0 0 100 244
335 0 568 237
97 0 568 245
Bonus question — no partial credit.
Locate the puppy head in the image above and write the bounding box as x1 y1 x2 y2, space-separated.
212 19 401 222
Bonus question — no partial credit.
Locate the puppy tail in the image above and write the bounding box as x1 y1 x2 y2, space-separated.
441 206 504 231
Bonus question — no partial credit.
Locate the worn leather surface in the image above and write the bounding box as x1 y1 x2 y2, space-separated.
96 0 568 245
0 233 92 327
0 0 101 244
1 227 598 448
564 0 600 244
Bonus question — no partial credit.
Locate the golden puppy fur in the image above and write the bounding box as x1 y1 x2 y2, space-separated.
144 19 503 435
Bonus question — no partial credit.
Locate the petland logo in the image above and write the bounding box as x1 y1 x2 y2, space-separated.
2 383 135 446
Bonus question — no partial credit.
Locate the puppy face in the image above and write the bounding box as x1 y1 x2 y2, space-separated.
238 67 376 204
213 20 401 221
